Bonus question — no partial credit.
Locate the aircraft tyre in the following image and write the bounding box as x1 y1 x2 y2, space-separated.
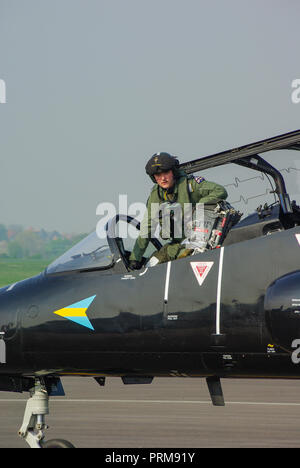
42 438 75 448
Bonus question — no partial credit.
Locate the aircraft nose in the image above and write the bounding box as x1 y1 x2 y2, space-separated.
0 283 23 340
265 271 300 351
0 285 10 295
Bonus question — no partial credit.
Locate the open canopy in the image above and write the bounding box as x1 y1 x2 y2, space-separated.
180 129 300 214
180 129 300 173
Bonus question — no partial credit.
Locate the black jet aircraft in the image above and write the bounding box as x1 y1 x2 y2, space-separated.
1 129 300 448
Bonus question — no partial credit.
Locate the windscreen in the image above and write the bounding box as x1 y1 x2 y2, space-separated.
46 231 114 274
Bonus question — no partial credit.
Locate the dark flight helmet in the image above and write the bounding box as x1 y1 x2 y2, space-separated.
145 152 180 183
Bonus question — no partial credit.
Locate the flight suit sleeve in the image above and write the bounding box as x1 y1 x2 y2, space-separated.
129 197 158 262
190 178 228 204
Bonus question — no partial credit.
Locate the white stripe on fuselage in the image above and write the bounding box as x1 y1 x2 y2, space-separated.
216 247 225 335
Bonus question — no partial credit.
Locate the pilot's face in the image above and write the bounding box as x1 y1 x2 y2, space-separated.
154 170 175 190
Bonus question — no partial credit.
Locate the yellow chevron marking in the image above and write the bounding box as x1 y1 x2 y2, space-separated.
54 308 87 317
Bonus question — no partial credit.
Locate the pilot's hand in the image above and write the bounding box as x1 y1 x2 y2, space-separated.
129 260 142 270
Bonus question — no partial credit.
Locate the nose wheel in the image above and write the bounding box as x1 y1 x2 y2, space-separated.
18 378 74 448
42 439 75 448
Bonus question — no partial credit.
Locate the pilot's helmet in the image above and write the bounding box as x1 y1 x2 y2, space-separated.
145 152 179 183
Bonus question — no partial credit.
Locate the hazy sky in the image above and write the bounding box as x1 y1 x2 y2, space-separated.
0 0 300 233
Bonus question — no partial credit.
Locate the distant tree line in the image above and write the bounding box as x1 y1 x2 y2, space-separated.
0 224 86 259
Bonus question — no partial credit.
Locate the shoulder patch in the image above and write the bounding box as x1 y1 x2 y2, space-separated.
194 176 205 184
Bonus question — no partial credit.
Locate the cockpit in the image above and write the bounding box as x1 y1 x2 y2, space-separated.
46 215 162 275
46 130 300 278
46 200 242 276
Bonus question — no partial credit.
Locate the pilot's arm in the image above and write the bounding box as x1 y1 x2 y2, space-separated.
129 197 157 265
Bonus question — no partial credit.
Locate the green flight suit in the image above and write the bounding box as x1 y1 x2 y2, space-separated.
129 173 228 264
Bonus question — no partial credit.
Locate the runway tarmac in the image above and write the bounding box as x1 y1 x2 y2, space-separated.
1 376 300 448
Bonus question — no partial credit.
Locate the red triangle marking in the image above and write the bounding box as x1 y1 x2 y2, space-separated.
190 261 214 286
196 265 207 277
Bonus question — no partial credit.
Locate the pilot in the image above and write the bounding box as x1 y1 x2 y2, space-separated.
129 152 228 269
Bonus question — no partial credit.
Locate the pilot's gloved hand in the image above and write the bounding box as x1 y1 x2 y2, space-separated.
129 260 142 270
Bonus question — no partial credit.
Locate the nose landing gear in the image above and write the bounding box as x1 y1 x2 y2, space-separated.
18 378 74 448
